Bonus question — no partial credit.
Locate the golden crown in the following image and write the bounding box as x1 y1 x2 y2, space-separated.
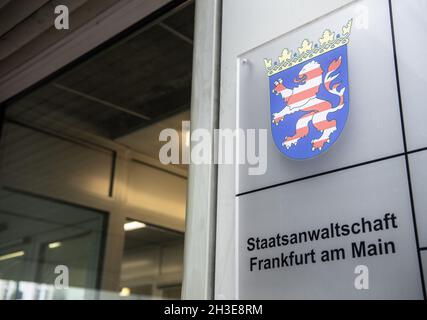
264 19 353 76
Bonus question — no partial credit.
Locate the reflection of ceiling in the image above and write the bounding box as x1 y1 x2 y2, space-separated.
124 222 183 252
121 223 184 291
5 2 194 145
117 110 190 162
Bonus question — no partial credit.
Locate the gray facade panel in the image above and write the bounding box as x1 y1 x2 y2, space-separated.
409 150 427 248
238 157 423 299
392 0 427 151
237 0 403 195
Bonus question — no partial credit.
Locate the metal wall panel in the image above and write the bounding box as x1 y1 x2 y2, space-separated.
391 0 427 151
409 150 427 248
236 0 402 194
238 157 422 299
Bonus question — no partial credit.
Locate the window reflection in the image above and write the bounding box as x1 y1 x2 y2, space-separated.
120 220 184 299
0 189 105 298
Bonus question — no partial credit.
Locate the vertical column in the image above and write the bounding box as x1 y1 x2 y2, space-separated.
181 0 222 300
100 149 129 293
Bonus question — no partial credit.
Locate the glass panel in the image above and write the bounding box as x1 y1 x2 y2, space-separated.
0 189 105 295
36 233 101 288
0 1 193 300
120 219 184 299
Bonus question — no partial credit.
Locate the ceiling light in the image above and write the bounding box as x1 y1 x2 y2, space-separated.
0 250 25 262
124 221 146 231
185 129 190 148
48 242 62 249
119 287 131 297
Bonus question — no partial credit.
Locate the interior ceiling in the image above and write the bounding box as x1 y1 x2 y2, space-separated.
4 1 194 163
116 110 190 159
124 222 184 252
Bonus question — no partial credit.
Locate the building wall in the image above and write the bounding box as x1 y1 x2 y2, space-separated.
216 0 427 299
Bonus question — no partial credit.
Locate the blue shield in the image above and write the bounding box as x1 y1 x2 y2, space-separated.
269 44 350 160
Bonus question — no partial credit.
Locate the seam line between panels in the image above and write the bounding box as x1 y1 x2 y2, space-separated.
237 147 427 198
236 152 405 197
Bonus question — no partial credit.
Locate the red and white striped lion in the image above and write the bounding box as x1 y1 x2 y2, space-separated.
272 57 345 151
